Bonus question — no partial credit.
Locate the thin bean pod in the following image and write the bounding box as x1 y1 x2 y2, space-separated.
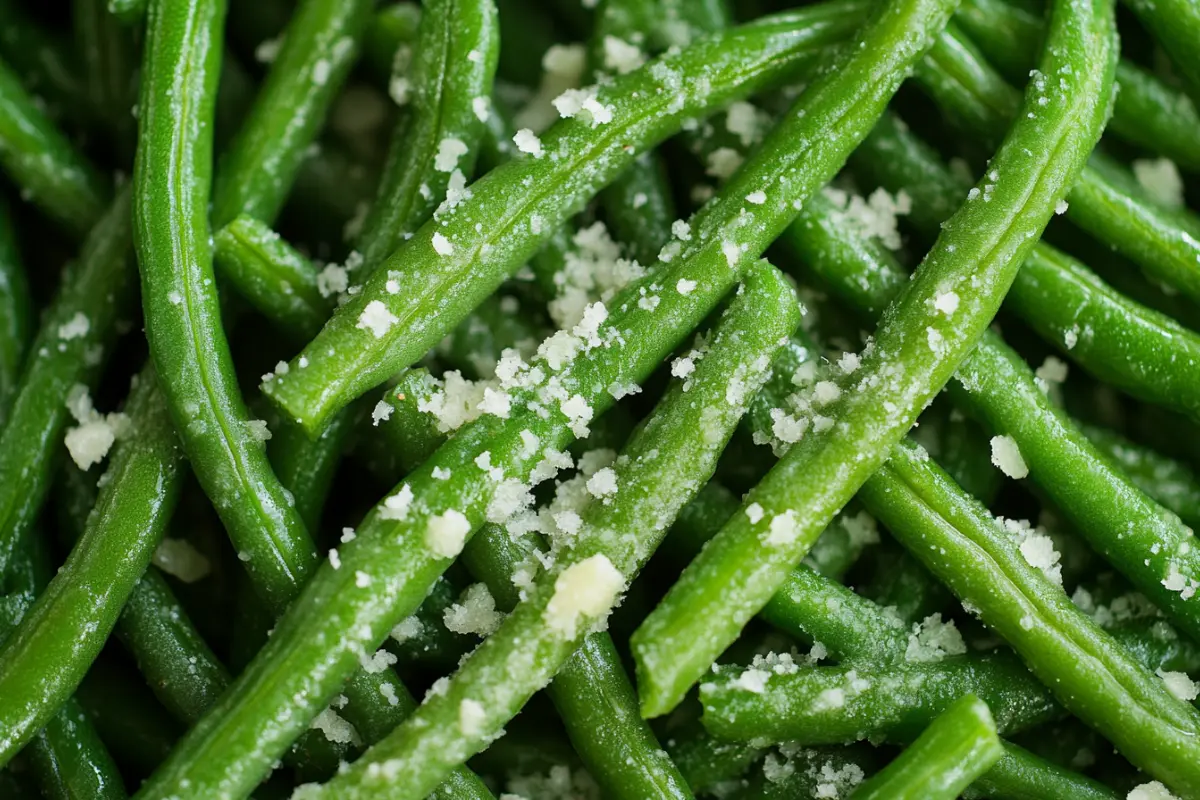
108 0 147 25
852 112 1200 423
850 695 1003 800
353 0 499 273
955 0 1200 170
632 0 1114 717
263 3 869 434
72 0 137 147
212 0 375 228
0 367 183 766
133 0 313 614
1078 422 1200 529
212 215 331 343
793 132 1200 646
915 22 1200 305
0 189 134 577
363 3 420 80
306 259 798 799
0 56 108 236
966 742 1120 800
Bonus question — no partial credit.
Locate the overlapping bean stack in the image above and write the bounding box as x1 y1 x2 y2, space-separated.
0 0 1198 798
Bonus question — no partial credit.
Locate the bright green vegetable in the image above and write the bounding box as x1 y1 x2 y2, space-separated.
0 190 134 578
133 0 312 614
0 367 182 767
263 4 869 434
955 0 1200 170
850 695 1003 800
353 0 499 273
212 215 330 342
632 0 1114 718
212 0 375 228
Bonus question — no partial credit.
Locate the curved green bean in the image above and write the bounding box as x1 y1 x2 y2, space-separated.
263 3 867 434
354 0 499 272
633 0 1115 717
862 441 1200 794
916 21 1200 305
1122 0 1200 104
212 0 375 228
955 0 1200 170
854 110 1200 423
133 0 313 614
851 695 1002 800
0 366 182 767
0 190 134 578
966 742 1120 800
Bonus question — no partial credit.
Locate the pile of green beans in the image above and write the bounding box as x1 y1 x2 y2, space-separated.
0 0 1198 798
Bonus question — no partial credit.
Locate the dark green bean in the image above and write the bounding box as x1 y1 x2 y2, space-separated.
1121 0 1200 104
0 190 134 577
0 201 29 425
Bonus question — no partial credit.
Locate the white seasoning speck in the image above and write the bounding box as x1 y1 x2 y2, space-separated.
356 301 399 338
432 233 454 256
991 435 1029 479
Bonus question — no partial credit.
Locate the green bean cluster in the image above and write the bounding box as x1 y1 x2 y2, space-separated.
0 0 1198 798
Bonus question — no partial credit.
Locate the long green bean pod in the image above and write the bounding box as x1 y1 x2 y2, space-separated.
915 22 1200 305
955 0 1200 170
0 535 127 799
212 0 375 227
863 441 1200 794
0 190 134 577
0 57 108 236
303 259 798 799
851 112 1200 423
263 3 868 434
632 0 1115 717
72 0 137 148
0 202 29 425
1077 423 1200 529
0 367 182 767
133 0 314 614
851 695 1002 800
353 0 499 272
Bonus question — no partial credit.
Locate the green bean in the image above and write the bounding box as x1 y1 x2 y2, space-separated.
1078 422 1200 529
632 0 1114 717
0 190 134 577
269 409 358 533
441 295 547 381
851 695 1002 800
851 113 1200 424
729 745 877 799
0 366 183 766
915 22 1200 305
1122 0 1200 104
212 215 331 343
107 0 147 25
74 660 179 777
263 3 868 434
306 259 798 799
966 742 1120 800
134 0 313 613
0 56 108 237
212 0 375 228
0 534 127 799
956 0 1200 170
0 202 29 426
865 441 1200 794
354 0 499 272
702 650 1060 744
24 698 128 800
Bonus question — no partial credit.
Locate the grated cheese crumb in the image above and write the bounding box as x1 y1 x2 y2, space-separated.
459 699 487 737
432 232 454 256
544 554 624 638
586 467 618 499
1156 668 1199 702
433 138 468 172
357 301 398 338
426 510 470 558
990 435 1028 479
379 485 415 521
152 538 211 583
513 128 543 157
1127 781 1180 800
444 583 503 636
1132 158 1184 209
